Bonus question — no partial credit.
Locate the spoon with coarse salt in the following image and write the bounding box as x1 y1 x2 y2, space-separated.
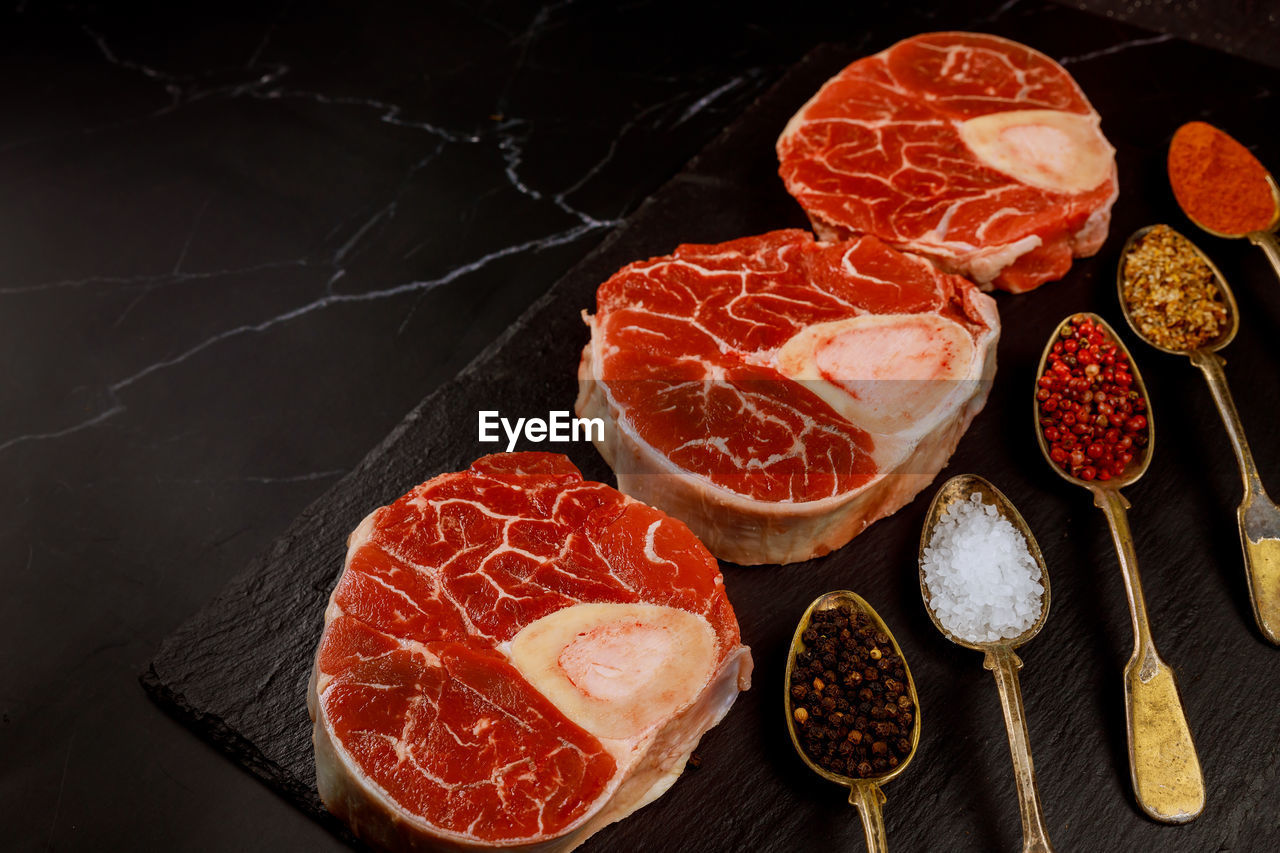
1034 313 1204 825
919 474 1054 853
1168 121 1280 281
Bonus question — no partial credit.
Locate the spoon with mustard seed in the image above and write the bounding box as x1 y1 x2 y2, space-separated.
1119 225 1280 645
785 592 920 853
1034 313 1205 824
919 475 1054 853
1168 122 1280 281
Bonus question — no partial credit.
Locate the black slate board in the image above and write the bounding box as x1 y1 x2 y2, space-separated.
145 7 1280 851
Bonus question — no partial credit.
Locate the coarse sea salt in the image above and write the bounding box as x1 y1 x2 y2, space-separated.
922 492 1044 644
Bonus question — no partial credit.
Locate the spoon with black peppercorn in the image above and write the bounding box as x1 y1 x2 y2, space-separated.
1118 225 1280 645
784 592 920 853
920 475 1054 853
1034 312 1205 824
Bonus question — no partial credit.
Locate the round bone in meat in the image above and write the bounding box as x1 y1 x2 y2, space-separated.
777 32 1118 293
309 452 751 852
576 229 1000 565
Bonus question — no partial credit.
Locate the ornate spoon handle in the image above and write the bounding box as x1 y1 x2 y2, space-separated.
848 783 888 853
1093 487 1205 823
985 646 1054 853
1191 349 1280 643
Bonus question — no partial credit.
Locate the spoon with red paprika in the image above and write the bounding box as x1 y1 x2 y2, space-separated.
1168 121 1280 279
1034 313 1205 825
1118 225 1280 645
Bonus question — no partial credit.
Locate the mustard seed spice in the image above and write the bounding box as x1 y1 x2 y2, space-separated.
1122 225 1228 351
789 605 914 779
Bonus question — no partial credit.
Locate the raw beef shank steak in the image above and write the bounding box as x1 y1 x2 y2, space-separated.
577 229 1000 565
777 32 1118 293
309 452 751 852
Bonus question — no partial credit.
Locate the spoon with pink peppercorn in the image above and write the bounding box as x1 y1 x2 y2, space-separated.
1034 313 1204 825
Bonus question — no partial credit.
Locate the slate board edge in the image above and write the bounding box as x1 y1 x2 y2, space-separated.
140 668 365 848
139 41 845 825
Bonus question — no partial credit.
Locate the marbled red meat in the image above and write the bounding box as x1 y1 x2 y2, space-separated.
577 229 1000 565
309 452 751 852
777 32 1118 293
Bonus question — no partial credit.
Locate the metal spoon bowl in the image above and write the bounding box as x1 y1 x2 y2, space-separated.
919 474 1054 853
1033 312 1154 490
920 475 1051 650
784 591 920 853
1117 225 1241 354
1033 313 1205 824
1117 226 1280 644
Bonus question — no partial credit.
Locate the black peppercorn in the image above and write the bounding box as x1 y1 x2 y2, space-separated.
790 604 916 778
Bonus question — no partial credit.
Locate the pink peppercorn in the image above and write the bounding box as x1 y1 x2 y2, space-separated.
1038 316 1149 480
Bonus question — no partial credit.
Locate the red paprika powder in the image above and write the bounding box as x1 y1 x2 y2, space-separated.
1168 122 1278 236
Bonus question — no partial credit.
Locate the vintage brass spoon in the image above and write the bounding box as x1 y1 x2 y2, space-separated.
1034 313 1205 824
1172 126 1280 282
784 591 921 853
1119 225 1280 644
919 475 1054 853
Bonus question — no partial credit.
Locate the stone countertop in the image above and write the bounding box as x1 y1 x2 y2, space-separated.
3 1 1275 850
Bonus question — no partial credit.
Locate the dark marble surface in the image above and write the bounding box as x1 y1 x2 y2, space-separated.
1067 0 1280 70
4 2 1278 851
